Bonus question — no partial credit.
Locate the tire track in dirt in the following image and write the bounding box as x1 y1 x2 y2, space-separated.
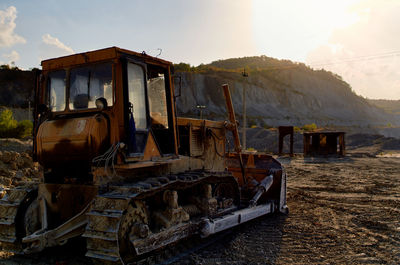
184 156 400 265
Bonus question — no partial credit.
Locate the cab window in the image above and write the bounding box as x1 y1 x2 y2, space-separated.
48 70 66 112
127 63 147 129
69 63 113 110
148 73 168 129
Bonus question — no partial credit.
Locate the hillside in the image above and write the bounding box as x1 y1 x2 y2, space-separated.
174 56 399 127
367 99 400 115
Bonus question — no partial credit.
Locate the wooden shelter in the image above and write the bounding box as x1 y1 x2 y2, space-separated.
303 131 345 156
278 126 294 156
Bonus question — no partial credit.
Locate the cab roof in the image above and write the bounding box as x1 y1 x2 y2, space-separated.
41 46 172 70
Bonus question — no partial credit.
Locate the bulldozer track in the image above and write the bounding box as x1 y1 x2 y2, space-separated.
135 229 232 265
84 170 239 264
0 188 36 254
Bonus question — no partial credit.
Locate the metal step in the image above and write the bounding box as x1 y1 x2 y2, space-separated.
87 211 123 218
82 230 118 241
0 235 16 243
86 249 120 262
0 220 14 225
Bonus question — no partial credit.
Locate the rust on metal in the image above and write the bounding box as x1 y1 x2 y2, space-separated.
222 84 247 185
222 84 241 153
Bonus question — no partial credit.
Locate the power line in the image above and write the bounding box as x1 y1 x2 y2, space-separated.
250 50 400 72
198 50 400 73
308 50 400 67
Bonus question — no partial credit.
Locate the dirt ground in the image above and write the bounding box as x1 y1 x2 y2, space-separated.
0 153 399 264
184 154 400 265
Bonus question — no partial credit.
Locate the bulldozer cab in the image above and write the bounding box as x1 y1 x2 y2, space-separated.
35 47 178 171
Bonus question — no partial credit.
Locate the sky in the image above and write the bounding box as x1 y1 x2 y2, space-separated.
0 0 399 99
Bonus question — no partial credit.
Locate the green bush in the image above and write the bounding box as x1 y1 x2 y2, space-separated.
0 109 17 129
302 123 317 131
0 109 17 137
0 109 32 138
16 120 33 138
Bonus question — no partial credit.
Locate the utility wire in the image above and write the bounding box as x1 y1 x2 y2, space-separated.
247 50 400 72
309 49 400 64
309 50 400 67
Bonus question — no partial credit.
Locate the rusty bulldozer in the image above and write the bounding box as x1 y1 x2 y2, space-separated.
0 47 287 263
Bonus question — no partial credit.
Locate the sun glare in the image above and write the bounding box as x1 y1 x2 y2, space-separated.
323 0 362 29
252 0 365 61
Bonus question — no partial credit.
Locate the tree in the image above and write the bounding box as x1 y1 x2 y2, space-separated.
0 109 17 131
174 63 192 72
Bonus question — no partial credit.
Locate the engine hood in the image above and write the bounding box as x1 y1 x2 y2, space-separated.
36 114 109 168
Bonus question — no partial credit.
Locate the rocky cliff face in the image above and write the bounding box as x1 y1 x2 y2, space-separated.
0 69 35 108
367 99 400 115
175 70 399 127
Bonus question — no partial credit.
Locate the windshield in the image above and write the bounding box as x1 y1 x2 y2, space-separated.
69 63 113 110
127 63 147 129
48 70 66 112
148 73 168 128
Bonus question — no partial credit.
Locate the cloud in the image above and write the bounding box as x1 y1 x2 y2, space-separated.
39 34 74 62
42 34 74 54
0 6 26 48
2 50 19 64
306 0 400 99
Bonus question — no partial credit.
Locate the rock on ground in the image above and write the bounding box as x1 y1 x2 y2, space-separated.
0 150 40 188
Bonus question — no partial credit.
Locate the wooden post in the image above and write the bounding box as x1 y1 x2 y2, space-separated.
339 133 346 156
290 131 294 156
279 126 294 156
279 134 284 155
303 134 310 155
